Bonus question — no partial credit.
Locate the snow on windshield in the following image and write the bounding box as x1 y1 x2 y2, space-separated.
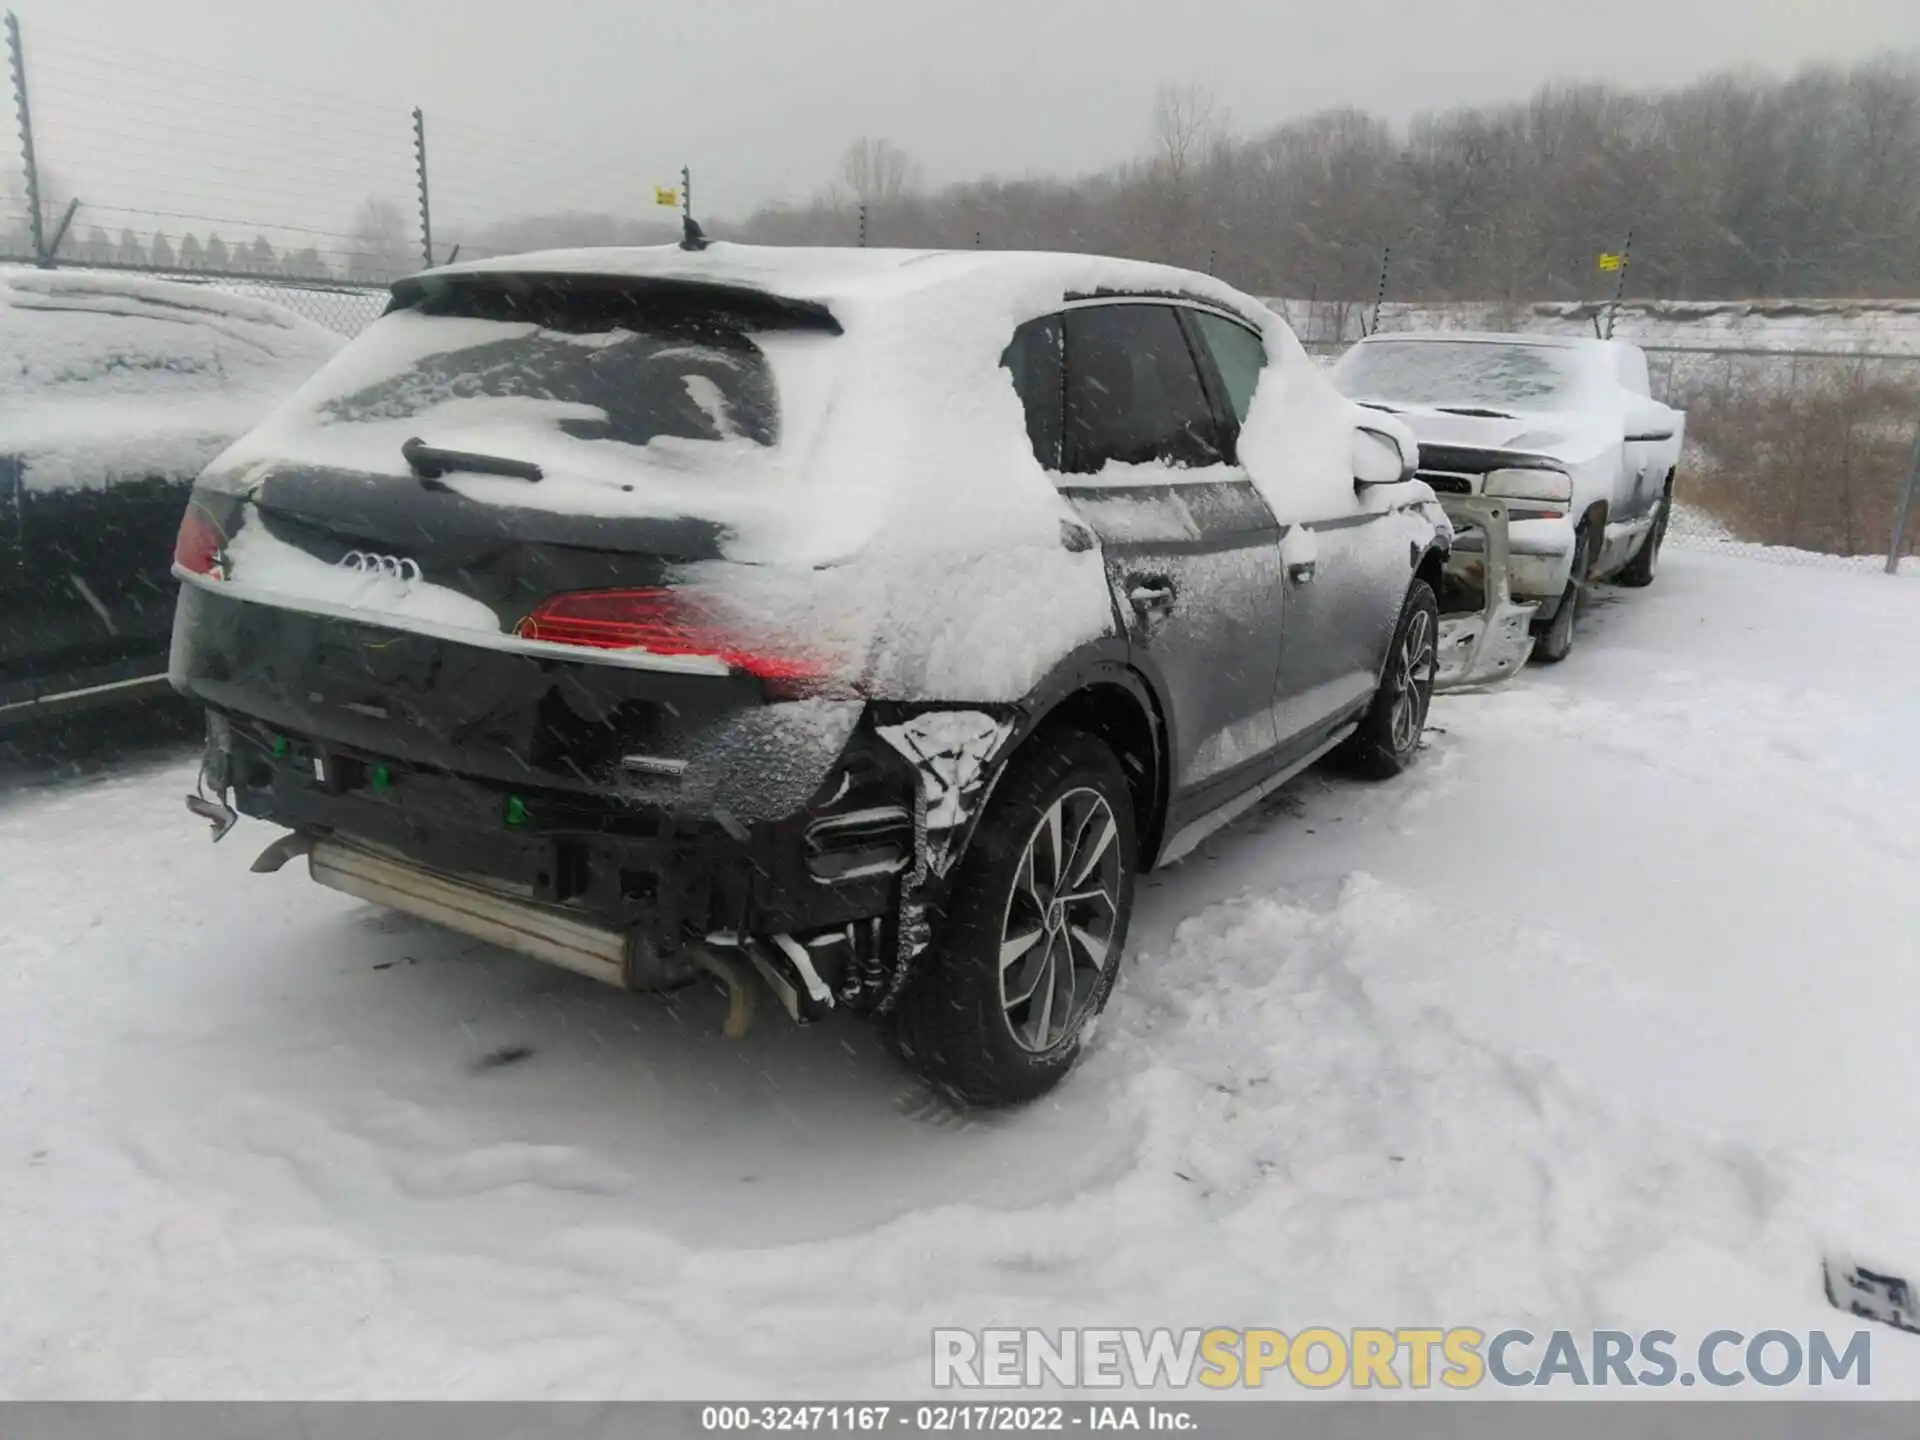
1332 340 1582 408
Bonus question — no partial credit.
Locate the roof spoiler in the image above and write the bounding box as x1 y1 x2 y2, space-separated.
384 271 843 334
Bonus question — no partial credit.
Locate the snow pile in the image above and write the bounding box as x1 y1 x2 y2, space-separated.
5 548 1920 1397
0 266 345 492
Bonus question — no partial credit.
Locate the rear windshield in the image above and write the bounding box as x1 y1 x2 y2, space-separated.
1331 340 1583 408
311 276 838 451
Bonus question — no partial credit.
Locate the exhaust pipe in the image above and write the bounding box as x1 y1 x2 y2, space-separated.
300 838 828 1036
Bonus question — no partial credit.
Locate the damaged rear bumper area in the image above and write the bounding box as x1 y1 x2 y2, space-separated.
1433 496 1542 690
172 584 1020 1029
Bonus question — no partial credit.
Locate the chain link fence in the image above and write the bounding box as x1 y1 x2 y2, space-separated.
179 274 389 337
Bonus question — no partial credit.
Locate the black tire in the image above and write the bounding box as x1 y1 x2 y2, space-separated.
1339 579 1438 780
1532 524 1590 664
885 732 1137 1107
1615 481 1671 589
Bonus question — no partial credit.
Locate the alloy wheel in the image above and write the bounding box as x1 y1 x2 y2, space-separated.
997 786 1124 1053
1389 607 1436 753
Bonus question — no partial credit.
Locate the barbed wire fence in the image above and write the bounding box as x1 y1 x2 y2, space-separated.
0 10 679 336
4 9 1917 572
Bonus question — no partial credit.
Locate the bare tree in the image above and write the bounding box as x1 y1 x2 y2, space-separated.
1150 84 1227 184
347 197 416 282
1145 84 1228 265
837 137 923 207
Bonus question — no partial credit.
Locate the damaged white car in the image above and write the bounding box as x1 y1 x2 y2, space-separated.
1331 332 1686 662
171 243 1471 1105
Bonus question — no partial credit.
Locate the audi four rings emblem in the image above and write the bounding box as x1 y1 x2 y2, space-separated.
339 551 422 584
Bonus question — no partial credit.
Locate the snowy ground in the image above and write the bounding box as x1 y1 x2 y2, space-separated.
3 544 1920 1399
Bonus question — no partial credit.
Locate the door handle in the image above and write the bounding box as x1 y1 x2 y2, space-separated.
1127 579 1176 616
1288 560 1317 585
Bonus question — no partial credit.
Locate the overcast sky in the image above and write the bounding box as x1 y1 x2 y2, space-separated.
10 0 1917 258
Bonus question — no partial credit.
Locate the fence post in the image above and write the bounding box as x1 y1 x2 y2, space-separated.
6 10 46 264
1369 247 1390 336
858 202 868 248
412 106 433 268
1603 228 1634 341
1886 424 1920 576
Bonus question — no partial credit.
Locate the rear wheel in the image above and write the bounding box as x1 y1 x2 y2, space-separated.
1339 579 1437 779
886 732 1136 1107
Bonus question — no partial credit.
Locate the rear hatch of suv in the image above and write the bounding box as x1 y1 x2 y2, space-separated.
170 270 860 808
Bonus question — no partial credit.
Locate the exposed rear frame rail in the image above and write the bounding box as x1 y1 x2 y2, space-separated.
1433 495 1539 690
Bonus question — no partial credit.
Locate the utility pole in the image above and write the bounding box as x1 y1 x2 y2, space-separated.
6 11 45 264
412 107 433 268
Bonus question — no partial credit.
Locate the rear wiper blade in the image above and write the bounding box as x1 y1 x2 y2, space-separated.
402 436 543 483
1434 406 1517 419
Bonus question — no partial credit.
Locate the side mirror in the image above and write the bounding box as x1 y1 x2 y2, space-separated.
1625 399 1676 443
1354 425 1417 487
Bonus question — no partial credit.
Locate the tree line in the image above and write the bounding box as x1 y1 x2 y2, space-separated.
6 51 1915 300
728 53 1920 302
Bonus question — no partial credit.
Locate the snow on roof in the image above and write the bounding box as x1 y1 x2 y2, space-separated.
1 265 345 355
424 242 1269 325
1 266 347 491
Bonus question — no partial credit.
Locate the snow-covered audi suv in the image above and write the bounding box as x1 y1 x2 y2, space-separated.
169 244 1450 1104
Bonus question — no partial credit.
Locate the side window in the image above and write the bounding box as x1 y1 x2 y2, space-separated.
1001 314 1064 471
1062 304 1224 476
1189 311 1268 430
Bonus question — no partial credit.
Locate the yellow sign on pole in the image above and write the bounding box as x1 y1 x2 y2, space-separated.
655 186 680 208
1598 252 1626 272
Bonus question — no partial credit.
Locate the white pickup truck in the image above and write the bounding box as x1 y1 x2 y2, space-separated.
1329 332 1685 662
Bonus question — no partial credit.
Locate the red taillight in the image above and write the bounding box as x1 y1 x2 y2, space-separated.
174 506 226 579
516 588 828 687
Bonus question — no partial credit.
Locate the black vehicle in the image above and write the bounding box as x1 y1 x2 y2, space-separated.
169 245 1449 1105
0 267 342 727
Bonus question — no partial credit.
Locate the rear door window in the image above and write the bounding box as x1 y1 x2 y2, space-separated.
1062 304 1225 475
1002 314 1064 471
